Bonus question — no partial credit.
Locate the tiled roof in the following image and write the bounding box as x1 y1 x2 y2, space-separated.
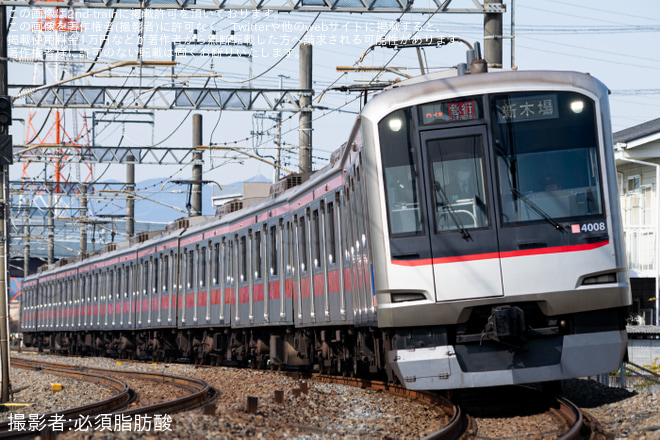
613 118 660 144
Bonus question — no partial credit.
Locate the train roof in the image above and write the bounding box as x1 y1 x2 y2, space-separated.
362 69 609 125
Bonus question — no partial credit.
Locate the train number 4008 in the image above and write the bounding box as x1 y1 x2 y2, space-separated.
580 222 606 233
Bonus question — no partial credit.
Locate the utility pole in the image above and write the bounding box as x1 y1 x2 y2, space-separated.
274 74 288 183
47 191 54 265
484 0 503 68
79 184 87 253
23 221 29 278
126 155 135 238
299 44 313 174
0 4 11 403
192 114 202 217
274 112 282 182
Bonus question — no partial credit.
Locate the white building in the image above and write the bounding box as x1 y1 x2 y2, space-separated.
614 118 660 325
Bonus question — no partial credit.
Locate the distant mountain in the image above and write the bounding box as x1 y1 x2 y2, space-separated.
131 174 271 223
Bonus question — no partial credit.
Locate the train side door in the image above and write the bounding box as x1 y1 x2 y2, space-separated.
419 127 504 301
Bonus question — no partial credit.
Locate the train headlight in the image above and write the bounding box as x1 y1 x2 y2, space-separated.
582 272 617 285
391 292 426 303
388 117 403 132
570 100 584 114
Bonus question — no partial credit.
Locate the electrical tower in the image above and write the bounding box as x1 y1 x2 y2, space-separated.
20 5 92 264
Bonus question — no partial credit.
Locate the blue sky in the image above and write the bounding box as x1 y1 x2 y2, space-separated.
6 0 660 210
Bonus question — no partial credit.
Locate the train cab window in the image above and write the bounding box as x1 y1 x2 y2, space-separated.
490 92 603 225
254 232 262 280
428 137 489 232
270 225 278 276
378 109 424 237
200 246 207 287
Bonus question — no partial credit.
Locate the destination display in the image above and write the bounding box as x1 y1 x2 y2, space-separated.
495 94 559 123
421 98 480 124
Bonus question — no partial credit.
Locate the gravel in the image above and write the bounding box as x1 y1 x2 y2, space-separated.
1 370 114 422
4 353 660 439
561 378 660 440
6 354 448 439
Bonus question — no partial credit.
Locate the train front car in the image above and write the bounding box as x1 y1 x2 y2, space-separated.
363 70 631 390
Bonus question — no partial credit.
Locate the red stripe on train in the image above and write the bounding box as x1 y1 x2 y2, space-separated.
391 240 609 266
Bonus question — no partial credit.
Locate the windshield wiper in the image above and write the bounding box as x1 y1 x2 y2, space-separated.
434 181 471 239
510 188 564 231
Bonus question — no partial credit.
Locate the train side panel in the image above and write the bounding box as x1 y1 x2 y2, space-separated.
20 278 38 334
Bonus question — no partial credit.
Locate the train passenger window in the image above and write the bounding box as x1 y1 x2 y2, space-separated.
270 225 278 276
378 108 424 237
490 92 603 224
342 190 351 263
312 209 320 269
153 257 159 293
116 268 121 299
254 232 262 280
299 215 308 273
163 255 169 291
94 273 99 302
187 251 194 289
109 271 114 300
240 236 246 283
124 266 129 298
327 201 336 265
226 239 233 286
213 244 220 285
286 222 293 275
143 262 149 295
427 136 489 232
200 246 207 287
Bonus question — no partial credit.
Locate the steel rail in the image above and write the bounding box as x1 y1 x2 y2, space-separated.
0 358 133 439
312 374 466 440
554 395 586 440
10 357 216 418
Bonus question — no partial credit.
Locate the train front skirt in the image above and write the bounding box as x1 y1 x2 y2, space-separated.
388 329 628 389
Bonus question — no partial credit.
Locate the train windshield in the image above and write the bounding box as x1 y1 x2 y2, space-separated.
490 92 603 226
379 108 425 237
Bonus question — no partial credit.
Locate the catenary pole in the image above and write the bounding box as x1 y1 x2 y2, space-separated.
299 44 312 174
484 0 503 68
0 4 11 403
192 114 203 217
126 155 135 238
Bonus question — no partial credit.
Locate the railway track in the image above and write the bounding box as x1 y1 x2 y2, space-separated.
2 357 217 439
452 385 610 440
311 374 468 440
7 353 614 439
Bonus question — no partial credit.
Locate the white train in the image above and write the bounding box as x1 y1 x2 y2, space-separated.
20 65 631 390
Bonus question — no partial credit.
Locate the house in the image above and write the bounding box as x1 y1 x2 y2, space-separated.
614 118 660 325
